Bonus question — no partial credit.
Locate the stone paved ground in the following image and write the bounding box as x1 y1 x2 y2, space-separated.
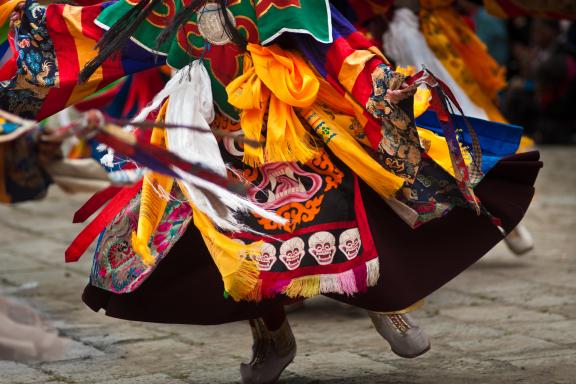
0 147 575 384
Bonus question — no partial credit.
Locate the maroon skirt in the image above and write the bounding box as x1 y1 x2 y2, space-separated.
83 152 542 324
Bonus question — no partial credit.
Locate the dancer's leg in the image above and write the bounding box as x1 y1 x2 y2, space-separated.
504 224 534 255
241 305 296 384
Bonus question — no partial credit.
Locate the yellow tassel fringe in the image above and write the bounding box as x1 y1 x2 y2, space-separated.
192 207 262 301
132 101 173 266
282 275 321 298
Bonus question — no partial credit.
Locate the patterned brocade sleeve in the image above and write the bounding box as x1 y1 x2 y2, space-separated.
0 0 162 121
0 1 55 118
288 4 422 183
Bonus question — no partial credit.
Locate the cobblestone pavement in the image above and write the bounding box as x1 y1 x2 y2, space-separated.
0 147 574 384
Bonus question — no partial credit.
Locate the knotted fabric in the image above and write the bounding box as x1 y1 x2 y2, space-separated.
227 44 320 167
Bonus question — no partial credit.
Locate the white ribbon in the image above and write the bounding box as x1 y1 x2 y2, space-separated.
140 61 286 230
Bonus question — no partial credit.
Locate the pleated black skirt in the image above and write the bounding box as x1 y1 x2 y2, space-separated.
83 151 542 324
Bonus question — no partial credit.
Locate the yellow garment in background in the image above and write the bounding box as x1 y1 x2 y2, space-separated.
484 0 576 20
227 44 319 167
419 0 506 122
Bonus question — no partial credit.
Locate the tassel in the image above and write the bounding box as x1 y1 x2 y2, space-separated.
366 258 380 287
338 269 358 295
244 279 263 302
265 94 318 164
192 207 262 301
282 275 321 298
131 102 174 266
319 274 343 294
226 57 268 167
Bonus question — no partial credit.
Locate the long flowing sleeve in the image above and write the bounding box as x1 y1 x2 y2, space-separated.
0 0 163 120
287 4 422 182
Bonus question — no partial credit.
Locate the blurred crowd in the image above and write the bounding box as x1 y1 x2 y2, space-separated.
343 0 576 144
443 2 575 144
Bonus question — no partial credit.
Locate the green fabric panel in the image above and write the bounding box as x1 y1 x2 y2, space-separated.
96 0 331 119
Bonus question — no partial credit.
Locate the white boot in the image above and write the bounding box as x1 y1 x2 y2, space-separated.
504 224 534 256
368 311 430 358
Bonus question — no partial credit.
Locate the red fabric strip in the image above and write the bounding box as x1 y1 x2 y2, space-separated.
232 220 359 242
352 175 378 262
73 185 122 223
65 181 142 263
0 33 17 81
82 4 124 84
73 82 122 112
37 4 78 120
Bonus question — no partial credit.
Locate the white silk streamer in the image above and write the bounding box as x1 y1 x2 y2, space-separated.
140 61 286 230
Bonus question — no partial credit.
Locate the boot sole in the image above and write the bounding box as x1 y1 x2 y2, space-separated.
241 349 296 384
268 356 295 384
391 343 431 359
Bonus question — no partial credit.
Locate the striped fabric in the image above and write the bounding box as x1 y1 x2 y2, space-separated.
295 4 391 150
37 2 161 120
0 0 162 121
0 0 19 80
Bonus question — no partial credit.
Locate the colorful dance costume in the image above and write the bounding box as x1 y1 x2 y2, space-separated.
0 1 542 381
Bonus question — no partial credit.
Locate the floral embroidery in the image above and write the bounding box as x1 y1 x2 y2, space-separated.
90 187 192 293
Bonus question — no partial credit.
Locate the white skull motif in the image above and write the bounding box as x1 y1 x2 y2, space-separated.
308 231 336 265
256 243 277 271
279 237 306 270
338 228 362 260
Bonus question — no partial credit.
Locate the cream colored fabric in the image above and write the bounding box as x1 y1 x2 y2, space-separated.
45 158 110 193
0 296 67 362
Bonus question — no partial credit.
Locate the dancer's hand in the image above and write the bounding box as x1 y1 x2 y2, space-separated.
386 83 417 104
9 2 25 29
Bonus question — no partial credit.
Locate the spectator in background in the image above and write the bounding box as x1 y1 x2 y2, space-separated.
504 19 576 143
459 0 509 66
532 20 576 143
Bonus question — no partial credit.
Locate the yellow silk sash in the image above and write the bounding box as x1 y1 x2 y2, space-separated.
227 44 320 167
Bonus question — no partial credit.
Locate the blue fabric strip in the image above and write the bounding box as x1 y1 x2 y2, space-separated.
416 110 523 173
